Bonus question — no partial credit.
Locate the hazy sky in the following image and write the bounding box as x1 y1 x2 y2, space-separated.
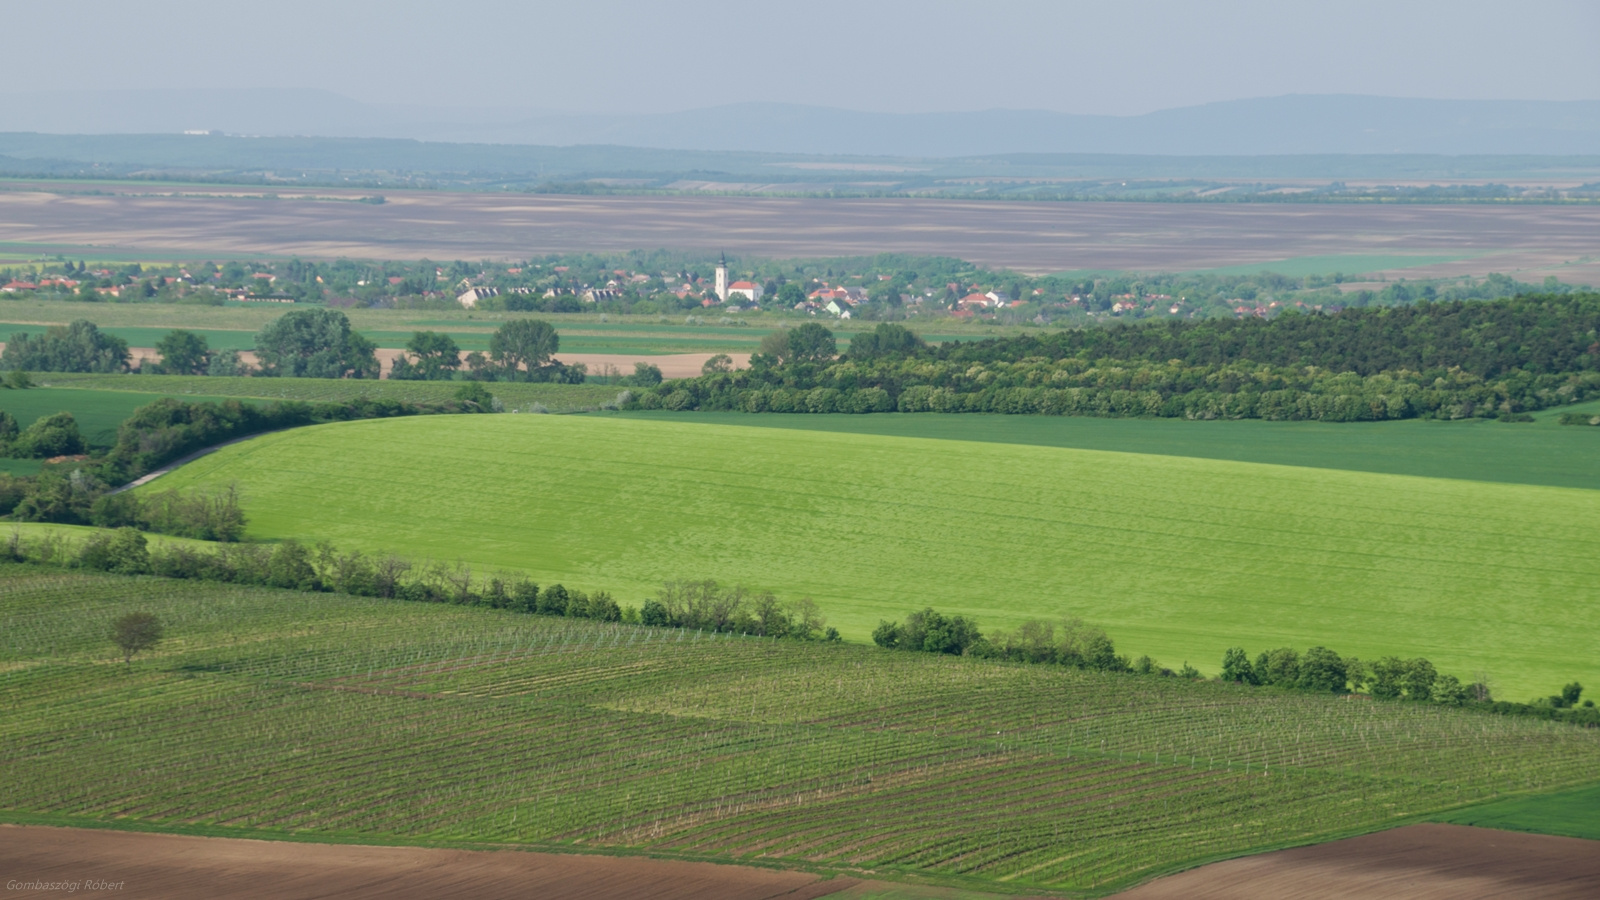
7 0 1599 114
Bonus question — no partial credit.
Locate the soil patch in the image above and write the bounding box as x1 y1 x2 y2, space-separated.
3 190 1598 276
0 825 854 900
1111 823 1600 900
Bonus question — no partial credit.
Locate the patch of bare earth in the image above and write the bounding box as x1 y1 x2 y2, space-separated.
1110 823 1600 900
3 190 1599 276
0 825 854 900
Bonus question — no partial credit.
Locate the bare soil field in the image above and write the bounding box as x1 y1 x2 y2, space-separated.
1110 824 1600 900
0 825 854 900
0 188 1596 276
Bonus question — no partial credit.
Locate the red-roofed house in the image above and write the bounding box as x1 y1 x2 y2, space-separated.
2 280 37 292
726 280 763 302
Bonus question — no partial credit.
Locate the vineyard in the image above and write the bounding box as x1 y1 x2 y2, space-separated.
4 566 1598 894
35 373 622 412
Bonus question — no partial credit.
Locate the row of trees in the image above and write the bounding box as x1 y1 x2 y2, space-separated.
389 319 586 383
6 524 838 643
630 297 1600 420
0 312 585 382
866 606 1597 726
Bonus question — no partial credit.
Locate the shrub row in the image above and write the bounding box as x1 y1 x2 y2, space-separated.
3 527 837 642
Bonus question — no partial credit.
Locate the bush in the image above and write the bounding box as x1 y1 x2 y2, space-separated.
11 412 84 458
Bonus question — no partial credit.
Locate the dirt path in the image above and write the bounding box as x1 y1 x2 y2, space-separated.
0 825 855 900
1110 823 1600 900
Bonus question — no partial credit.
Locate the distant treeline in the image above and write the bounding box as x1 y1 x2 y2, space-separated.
628 294 1600 421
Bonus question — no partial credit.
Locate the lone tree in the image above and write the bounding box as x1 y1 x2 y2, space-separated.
111 612 163 665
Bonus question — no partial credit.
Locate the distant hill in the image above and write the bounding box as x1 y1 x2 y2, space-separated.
1 89 1597 156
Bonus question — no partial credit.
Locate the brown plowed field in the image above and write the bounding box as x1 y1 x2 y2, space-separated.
0 825 854 900
1111 823 1600 900
1 188 1597 276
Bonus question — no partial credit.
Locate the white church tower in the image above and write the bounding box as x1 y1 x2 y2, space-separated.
714 252 729 302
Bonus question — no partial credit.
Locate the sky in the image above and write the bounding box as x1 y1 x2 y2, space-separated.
5 0 1598 115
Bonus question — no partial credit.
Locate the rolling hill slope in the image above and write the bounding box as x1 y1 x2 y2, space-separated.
149 414 1600 699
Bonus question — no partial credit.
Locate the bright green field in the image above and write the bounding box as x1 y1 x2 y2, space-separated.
149 414 1600 699
1433 782 1600 841
622 410 1600 492
5 565 1598 894
36 373 621 412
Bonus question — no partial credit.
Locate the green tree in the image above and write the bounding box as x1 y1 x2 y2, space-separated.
393 330 461 381
0 410 18 449
1220 647 1258 684
489 319 559 379
0 321 129 373
848 323 925 360
111 611 163 665
786 322 837 363
625 362 663 386
1296 646 1348 693
13 411 84 458
79 527 150 574
254 309 379 379
1255 648 1301 687
754 330 791 366
701 353 734 375
776 282 806 307
155 329 210 375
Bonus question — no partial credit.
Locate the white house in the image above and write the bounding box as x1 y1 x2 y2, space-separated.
726 280 763 303
457 287 498 308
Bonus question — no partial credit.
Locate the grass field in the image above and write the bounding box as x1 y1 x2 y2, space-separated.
29 374 621 413
0 299 990 354
1432 782 1600 841
147 414 1600 699
0 385 234 445
4 566 1597 894
622 410 1600 492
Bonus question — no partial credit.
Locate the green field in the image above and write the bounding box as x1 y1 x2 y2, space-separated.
0 299 1005 355
4 566 1596 894
148 414 1600 699
623 410 1600 491
35 373 621 413
0 386 233 445
1433 782 1600 841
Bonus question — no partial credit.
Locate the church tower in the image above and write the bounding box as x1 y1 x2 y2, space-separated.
714 252 729 302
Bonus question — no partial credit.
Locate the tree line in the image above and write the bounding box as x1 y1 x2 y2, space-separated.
627 295 1600 421
872 607 1597 727
2 525 838 642
0 311 588 383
